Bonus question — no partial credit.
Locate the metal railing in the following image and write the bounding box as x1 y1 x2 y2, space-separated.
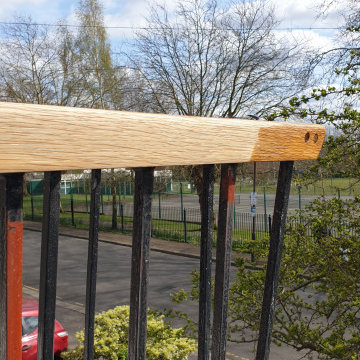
0 101 324 360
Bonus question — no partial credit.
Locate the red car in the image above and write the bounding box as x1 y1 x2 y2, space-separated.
22 298 68 360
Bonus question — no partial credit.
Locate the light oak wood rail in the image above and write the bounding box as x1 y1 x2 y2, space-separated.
0 102 325 173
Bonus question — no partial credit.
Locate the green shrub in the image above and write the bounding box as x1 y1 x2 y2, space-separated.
62 305 196 360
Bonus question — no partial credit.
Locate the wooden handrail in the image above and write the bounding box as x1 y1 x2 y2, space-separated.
0 102 325 173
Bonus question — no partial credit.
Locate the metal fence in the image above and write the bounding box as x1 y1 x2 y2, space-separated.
23 194 271 246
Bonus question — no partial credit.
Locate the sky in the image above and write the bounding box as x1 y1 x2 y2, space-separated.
0 0 348 52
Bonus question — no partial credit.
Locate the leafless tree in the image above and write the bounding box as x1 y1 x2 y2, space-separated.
0 16 83 105
130 0 318 206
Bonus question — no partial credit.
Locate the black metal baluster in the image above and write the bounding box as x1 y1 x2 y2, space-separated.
37 171 61 360
0 175 6 360
128 167 154 360
198 164 214 360
84 169 101 360
212 164 237 360
256 161 294 360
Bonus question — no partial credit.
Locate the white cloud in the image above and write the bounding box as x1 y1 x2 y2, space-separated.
271 0 347 29
103 0 179 39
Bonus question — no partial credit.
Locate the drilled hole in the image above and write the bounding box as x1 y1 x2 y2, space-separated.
313 133 319 143
304 132 310 142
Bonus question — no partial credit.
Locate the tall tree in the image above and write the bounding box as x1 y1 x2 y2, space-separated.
75 0 118 109
131 0 317 209
0 17 81 105
75 0 122 229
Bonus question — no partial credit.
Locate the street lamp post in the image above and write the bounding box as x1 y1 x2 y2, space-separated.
252 162 256 241
248 114 259 243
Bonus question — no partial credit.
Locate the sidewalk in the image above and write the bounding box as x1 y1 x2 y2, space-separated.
23 221 253 266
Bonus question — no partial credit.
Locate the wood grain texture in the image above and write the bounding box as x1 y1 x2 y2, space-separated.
0 102 325 173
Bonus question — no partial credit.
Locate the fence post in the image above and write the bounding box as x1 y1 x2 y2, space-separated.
0 175 6 360
128 167 154 360
84 169 101 360
37 171 61 360
298 186 302 223
121 204 124 233
85 192 88 214
31 194 34 221
180 182 184 221
118 187 121 215
70 187 75 227
101 192 104 215
256 161 294 360
212 163 236 360
158 192 161 220
338 189 341 199
268 215 272 234
183 208 187 243
198 165 214 360
2 173 24 360
251 162 256 242
264 187 267 233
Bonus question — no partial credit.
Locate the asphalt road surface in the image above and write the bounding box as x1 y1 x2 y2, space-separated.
23 229 312 359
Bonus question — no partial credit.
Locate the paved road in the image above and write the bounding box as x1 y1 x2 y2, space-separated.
23 229 311 359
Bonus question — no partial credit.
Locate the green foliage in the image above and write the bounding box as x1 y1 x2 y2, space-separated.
62 305 196 360
266 25 360 183
229 197 360 359
164 198 360 359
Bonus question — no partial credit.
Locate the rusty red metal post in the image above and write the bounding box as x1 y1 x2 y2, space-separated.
3 173 23 360
0 175 7 360
212 164 237 360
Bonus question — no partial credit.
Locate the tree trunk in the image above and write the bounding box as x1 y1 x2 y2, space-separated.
191 165 217 230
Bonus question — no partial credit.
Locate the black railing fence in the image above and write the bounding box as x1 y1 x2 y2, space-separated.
24 194 271 244
23 194 356 247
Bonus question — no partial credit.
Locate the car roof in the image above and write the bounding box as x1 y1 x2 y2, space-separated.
22 298 39 315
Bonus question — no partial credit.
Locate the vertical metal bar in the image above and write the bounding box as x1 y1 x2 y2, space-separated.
211 164 236 360
70 191 75 226
31 194 34 220
121 204 124 233
128 167 154 360
255 161 294 360
37 171 61 360
180 183 184 221
158 192 161 219
4 173 23 360
264 187 267 233
268 215 272 234
0 175 7 360
183 208 187 243
252 162 257 241
198 164 214 360
84 169 101 360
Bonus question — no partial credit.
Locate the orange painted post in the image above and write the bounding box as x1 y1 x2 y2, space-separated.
5 173 23 360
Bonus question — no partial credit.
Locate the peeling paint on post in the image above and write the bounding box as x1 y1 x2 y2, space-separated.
212 164 236 360
5 173 23 360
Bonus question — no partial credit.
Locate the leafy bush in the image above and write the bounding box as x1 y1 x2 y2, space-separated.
62 305 196 360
